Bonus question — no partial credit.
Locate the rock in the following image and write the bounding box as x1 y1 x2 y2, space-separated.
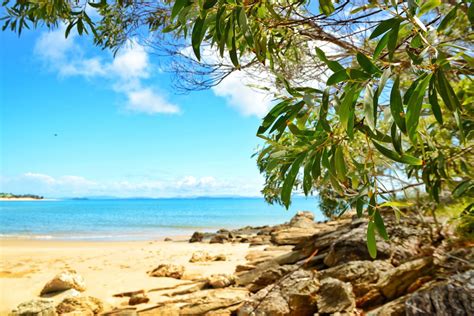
40 270 86 295
128 294 150 306
164 237 173 241
148 264 184 279
179 288 250 315
248 235 271 246
377 257 434 299
367 294 408 316
320 260 393 297
138 304 179 315
270 228 316 245
289 211 315 228
405 270 474 315
189 251 226 262
208 274 235 288
316 277 355 314
56 296 103 315
248 265 297 292
210 234 229 244
189 232 204 243
238 269 319 316
235 261 280 287
323 225 391 267
102 308 137 316
235 264 255 273
11 299 56 316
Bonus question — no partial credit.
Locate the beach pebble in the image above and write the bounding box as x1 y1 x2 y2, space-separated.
40 270 86 295
148 264 184 279
11 299 56 316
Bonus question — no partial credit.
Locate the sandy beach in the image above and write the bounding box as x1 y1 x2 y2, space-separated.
0 237 258 315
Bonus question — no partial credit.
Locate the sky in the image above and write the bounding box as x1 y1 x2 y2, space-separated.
0 25 276 198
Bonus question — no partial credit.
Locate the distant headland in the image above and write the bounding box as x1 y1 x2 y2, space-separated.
0 193 44 201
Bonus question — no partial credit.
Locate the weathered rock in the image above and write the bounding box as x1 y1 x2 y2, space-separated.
289 211 315 228
238 269 319 316
56 296 103 315
367 294 408 316
248 235 272 246
148 264 184 279
164 237 173 241
405 270 474 316
189 232 204 243
208 274 235 288
235 264 255 273
189 251 226 263
138 305 179 316
102 308 137 316
128 294 150 306
316 277 356 314
235 261 280 287
248 265 297 293
40 270 86 295
320 260 393 297
271 228 316 245
209 234 229 244
11 299 57 316
179 288 250 315
377 257 434 299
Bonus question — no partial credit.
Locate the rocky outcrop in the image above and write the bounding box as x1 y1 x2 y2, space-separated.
11 299 56 316
128 294 150 306
177 288 250 315
208 274 235 288
210 234 229 244
148 264 184 279
56 296 104 315
405 270 474 315
40 270 86 295
189 232 205 243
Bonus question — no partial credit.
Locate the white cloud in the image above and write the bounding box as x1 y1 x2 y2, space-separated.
0 173 262 198
34 28 179 115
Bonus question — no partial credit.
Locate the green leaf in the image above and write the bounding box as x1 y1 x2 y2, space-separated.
334 146 347 182
191 15 206 60
303 155 314 195
258 100 290 134
315 47 344 72
364 85 375 131
319 0 335 16
379 201 414 208
428 76 443 124
311 151 322 180
327 70 349 85
281 154 306 208
390 76 406 133
203 0 218 10
438 5 457 32
338 86 358 138
436 69 461 111
372 141 423 165
391 123 403 154
387 21 400 60
367 221 377 258
374 210 389 240
171 0 189 20
373 32 390 59
453 180 474 198
356 53 381 75
369 18 400 39
356 198 364 217
406 74 431 143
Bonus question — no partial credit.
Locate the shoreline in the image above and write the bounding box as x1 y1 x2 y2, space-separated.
0 198 55 201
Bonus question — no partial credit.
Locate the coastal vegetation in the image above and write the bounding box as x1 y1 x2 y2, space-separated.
0 192 43 200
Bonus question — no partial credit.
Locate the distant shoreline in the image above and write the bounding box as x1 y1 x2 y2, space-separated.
0 198 54 201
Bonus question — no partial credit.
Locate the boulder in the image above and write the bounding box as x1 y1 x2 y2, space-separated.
238 269 319 316
128 294 150 306
208 274 235 288
189 232 204 243
11 299 57 316
367 294 408 316
248 265 297 293
316 277 356 314
320 260 393 297
148 264 184 279
56 296 103 315
210 234 229 244
288 211 315 228
405 270 474 315
40 270 86 295
164 237 173 241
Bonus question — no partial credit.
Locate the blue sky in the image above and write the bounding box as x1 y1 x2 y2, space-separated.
0 26 275 198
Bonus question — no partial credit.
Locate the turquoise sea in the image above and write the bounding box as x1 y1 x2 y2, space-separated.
0 197 322 241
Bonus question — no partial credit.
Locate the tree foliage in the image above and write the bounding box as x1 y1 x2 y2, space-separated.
2 0 473 256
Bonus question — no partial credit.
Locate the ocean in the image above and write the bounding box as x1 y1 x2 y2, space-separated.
0 197 322 241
